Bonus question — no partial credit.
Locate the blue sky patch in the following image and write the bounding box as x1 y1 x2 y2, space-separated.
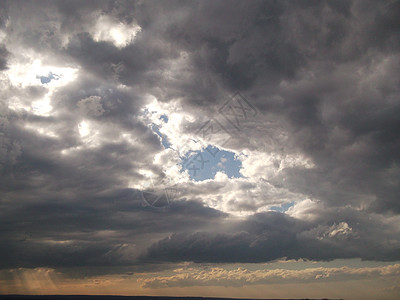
151 123 242 181
37 72 61 84
159 114 169 123
270 202 295 213
180 146 242 181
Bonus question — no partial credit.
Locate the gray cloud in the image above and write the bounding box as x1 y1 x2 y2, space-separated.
0 0 399 275
140 210 400 263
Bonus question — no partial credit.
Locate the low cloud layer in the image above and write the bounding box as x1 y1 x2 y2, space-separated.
138 263 400 288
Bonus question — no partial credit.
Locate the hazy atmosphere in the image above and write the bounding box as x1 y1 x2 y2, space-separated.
0 0 399 299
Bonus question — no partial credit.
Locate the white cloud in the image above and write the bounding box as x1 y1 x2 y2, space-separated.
287 198 321 221
4 54 78 116
90 14 141 48
327 222 353 238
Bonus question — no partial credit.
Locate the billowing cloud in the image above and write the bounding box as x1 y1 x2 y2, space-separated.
0 1 400 298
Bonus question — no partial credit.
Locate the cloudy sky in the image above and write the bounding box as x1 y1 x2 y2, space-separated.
1 0 400 299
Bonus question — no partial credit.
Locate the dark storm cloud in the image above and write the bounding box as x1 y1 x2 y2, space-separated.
0 0 400 273
63 31 179 86
0 44 9 70
153 0 400 214
0 188 226 269
140 210 400 264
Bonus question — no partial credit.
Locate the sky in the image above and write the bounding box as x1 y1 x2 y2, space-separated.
0 0 400 299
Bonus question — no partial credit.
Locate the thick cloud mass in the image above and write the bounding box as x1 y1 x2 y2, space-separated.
141 211 400 263
0 0 400 274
